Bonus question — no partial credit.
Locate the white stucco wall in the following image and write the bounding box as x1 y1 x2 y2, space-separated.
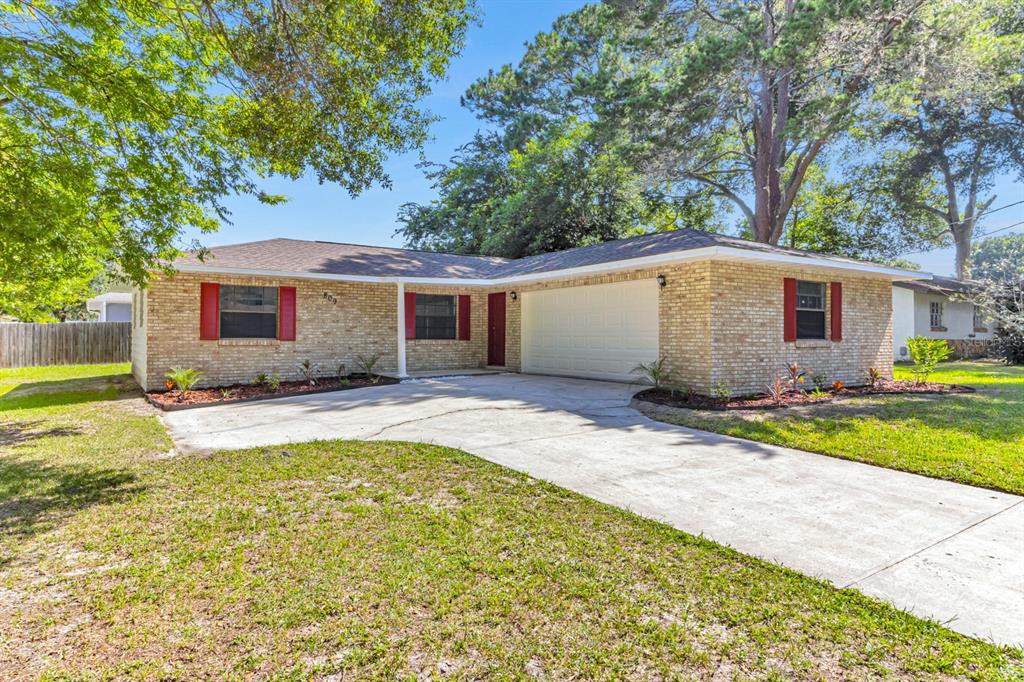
913 294 994 342
893 286 995 360
892 287 916 360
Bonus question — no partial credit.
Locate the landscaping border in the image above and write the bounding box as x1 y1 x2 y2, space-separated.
632 382 974 412
146 376 399 411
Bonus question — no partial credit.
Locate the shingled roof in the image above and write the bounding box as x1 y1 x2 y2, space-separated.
894 274 976 295
175 238 511 278
175 229 920 280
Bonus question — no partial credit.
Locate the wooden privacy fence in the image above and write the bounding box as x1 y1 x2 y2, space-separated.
0 322 131 368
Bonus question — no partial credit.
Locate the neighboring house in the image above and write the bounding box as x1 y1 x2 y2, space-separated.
892 276 994 361
131 229 927 395
86 291 133 322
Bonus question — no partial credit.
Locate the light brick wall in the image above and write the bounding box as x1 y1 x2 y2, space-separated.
135 261 892 396
404 285 489 372
706 262 893 395
497 261 891 395
135 273 399 391
659 262 714 392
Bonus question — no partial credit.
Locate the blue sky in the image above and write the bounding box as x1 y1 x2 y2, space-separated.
197 0 1023 277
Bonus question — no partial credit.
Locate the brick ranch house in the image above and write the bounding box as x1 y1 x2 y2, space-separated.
131 229 928 395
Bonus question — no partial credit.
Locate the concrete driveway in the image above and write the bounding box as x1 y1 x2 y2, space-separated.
162 373 1023 646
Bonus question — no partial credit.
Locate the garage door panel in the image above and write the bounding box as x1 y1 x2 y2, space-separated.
521 279 659 383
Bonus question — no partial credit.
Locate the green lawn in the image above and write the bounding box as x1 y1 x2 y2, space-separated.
1 366 1021 679
0 362 131 400
651 361 1024 495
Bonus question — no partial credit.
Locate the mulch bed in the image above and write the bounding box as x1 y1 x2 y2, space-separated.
146 374 399 410
635 379 974 412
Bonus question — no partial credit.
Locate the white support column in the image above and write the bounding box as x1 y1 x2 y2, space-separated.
396 281 408 378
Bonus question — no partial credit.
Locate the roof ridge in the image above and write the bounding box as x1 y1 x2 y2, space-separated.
205 237 512 263
510 227 708 263
308 239 512 262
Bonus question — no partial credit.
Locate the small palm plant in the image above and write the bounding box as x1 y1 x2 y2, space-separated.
631 358 674 389
298 359 317 386
356 353 381 383
866 367 882 389
165 367 203 402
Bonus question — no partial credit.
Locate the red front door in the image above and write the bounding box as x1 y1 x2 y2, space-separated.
487 292 506 366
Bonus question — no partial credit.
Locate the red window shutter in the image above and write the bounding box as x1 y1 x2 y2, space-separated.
830 281 843 341
457 294 471 340
199 282 219 340
783 277 797 342
278 286 296 341
405 291 416 340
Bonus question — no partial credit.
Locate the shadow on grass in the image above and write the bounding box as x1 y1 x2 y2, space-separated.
0 454 144 561
0 420 83 447
0 374 140 413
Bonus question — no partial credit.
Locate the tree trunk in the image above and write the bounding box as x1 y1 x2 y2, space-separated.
952 223 974 280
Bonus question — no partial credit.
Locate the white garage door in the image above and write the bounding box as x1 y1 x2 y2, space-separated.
521 279 659 382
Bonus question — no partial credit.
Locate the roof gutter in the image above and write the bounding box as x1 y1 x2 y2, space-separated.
171 245 931 286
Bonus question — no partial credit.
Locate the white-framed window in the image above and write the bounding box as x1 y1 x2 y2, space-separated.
974 305 985 330
220 285 278 339
796 280 826 339
930 301 944 329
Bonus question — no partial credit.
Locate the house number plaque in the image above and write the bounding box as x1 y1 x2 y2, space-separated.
322 292 337 305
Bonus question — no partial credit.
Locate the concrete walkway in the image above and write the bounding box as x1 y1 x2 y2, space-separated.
162 374 1024 646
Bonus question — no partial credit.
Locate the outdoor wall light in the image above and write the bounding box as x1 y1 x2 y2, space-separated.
656 274 667 288
509 291 518 301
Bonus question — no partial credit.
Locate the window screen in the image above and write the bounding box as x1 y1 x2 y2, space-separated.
220 285 278 339
930 301 943 329
796 281 826 340
415 294 456 340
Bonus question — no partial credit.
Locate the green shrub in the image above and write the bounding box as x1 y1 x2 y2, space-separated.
266 372 282 391
906 336 952 384
713 382 731 402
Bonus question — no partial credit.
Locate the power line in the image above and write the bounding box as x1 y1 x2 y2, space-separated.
897 217 1024 256
977 219 1024 239
947 199 1024 226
